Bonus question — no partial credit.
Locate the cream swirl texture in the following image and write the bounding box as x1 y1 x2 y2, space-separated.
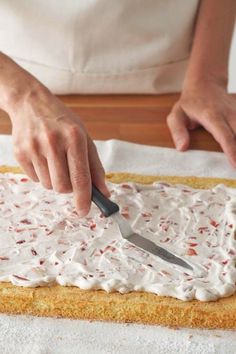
0 173 236 301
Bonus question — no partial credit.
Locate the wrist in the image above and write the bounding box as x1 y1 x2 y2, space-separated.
183 57 228 91
183 69 228 92
0 53 50 117
0 77 50 120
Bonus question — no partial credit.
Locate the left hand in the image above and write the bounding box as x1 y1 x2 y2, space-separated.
167 80 236 168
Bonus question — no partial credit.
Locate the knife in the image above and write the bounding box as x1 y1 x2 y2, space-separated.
92 184 193 271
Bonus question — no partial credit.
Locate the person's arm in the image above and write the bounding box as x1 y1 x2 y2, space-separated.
167 0 236 167
0 52 109 216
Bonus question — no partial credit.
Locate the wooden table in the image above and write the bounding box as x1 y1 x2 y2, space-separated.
0 94 227 152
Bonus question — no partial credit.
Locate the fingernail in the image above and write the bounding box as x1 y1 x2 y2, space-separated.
176 139 186 151
77 208 88 218
103 186 111 197
98 183 110 197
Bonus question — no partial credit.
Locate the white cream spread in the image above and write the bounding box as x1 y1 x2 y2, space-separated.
0 173 236 302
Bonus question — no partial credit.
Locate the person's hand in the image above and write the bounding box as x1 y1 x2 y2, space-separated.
167 80 236 168
10 85 110 217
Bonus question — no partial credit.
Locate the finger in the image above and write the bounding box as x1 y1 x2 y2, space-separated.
67 131 91 217
201 114 236 167
32 155 53 189
226 111 236 134
87 137 110 197
19 161 39 182
47 149 72 193
167 106 190 151
13 149 39 182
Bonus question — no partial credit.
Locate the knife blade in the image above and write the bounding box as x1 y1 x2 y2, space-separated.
92 184 193 271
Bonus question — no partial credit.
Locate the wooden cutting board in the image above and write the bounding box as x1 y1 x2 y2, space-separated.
0 93 228 151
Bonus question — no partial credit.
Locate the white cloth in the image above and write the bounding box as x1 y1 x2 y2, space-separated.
2 134 236 179
0 134 235 354
0 0 199 94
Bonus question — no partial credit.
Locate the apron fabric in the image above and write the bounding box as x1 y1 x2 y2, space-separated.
0 0 199 94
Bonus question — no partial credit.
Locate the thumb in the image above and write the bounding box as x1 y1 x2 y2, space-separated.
167 106 190 151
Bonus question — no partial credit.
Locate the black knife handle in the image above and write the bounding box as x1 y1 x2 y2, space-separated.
92 184 119 217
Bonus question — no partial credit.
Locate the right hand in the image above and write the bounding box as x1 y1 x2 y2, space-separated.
10 84 110 217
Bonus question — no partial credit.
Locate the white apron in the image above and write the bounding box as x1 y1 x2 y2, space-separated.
0 0 199 94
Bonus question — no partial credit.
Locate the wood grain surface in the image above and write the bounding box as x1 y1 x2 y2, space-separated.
1 93 235 152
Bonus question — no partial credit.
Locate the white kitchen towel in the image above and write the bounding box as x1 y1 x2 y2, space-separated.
0 134 235 354
1 134 236 178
